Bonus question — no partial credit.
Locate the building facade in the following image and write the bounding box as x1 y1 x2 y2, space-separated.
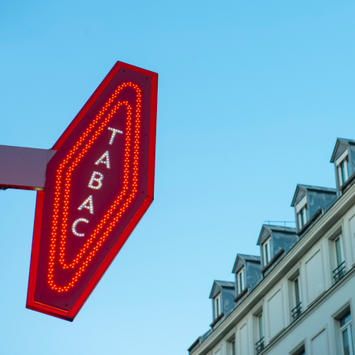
188 138 355 355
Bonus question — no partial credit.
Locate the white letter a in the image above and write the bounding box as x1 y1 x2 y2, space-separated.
78 195 94 214
95 151 110 169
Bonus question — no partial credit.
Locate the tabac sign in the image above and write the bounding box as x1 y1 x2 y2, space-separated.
26 62 158 321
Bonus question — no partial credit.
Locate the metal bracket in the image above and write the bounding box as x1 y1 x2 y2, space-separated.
0 145 56 191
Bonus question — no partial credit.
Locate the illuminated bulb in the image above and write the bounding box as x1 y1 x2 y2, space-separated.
48 82 143 291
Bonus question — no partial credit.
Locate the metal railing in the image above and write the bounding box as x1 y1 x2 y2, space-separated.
291 302 302 321
333 261 346 283
264 221 296 227
255 337 264 354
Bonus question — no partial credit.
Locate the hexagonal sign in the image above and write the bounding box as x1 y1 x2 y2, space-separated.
26 61 158 321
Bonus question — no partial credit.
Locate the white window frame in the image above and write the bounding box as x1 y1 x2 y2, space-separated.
263 237 272 265
298 205 309 228
214 294 221 319
237 268 245 294
340 312 354 355
295 195 308 228
336 149 350 186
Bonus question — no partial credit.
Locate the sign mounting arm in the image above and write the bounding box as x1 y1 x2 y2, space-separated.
0 145 56 191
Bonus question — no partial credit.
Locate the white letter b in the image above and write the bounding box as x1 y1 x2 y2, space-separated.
88 171 104 190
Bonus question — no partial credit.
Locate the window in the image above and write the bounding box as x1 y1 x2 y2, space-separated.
333 236 346 282
336 150 351 186
230 340 236 355
298 205 309 228
340 312 354 355
291 276 302 321
339 158 350 185
214 294 221 319
263 237 272 265
290 342 306 355
255 313 264 354
295 195 308 229
290 345 305 355
237 268 245 293
259 314 264 340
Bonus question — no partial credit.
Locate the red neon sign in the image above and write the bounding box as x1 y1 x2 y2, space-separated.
27 62 158 321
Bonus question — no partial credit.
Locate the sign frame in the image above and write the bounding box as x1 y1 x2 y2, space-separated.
26 61 158 321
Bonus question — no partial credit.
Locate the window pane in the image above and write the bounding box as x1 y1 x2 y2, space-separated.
340 312 351 327
302 207 307 224
335 238 342 266
259 314 263 339
298 212 303 227
232 341 235 355
342 328 350 355
265 244 269 264
342 162 347 184
239 272 243 292
294 278 300 305
300 211 305 227
347 160 350 178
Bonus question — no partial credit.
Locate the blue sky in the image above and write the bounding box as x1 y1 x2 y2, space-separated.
0 1 354 354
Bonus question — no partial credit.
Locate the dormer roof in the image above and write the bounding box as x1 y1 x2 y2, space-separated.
231 254 261 273
291 184 337 207
330 138 355 163
209 280 234 299
257 224 296 245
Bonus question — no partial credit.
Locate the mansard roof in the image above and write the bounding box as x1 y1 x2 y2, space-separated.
291 184 337 207
209 280 234 299
231 254 260 273
257 224 296 245
330 138 355 163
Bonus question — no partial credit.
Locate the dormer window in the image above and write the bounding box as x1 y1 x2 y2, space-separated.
298 205 309 228
340 158 350 185
296 195 308 228
336 149 350 186
214 294 221 318
237 268 245 293
263 237 272 265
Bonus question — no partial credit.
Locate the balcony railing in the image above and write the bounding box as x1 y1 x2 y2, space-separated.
255 337 264 354
333 261 346 283
291 302 302 321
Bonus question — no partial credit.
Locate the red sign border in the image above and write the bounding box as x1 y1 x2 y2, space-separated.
26 61 158 321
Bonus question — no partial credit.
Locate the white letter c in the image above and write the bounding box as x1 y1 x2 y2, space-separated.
72 218 89 237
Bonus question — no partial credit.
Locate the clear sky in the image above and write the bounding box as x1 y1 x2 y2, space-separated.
0 1 354 354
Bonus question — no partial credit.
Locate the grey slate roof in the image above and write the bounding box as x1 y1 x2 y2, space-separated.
231 254 261 273
257 224 297 245
209 280 234 299
291 184 337 207
330 138 355 163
